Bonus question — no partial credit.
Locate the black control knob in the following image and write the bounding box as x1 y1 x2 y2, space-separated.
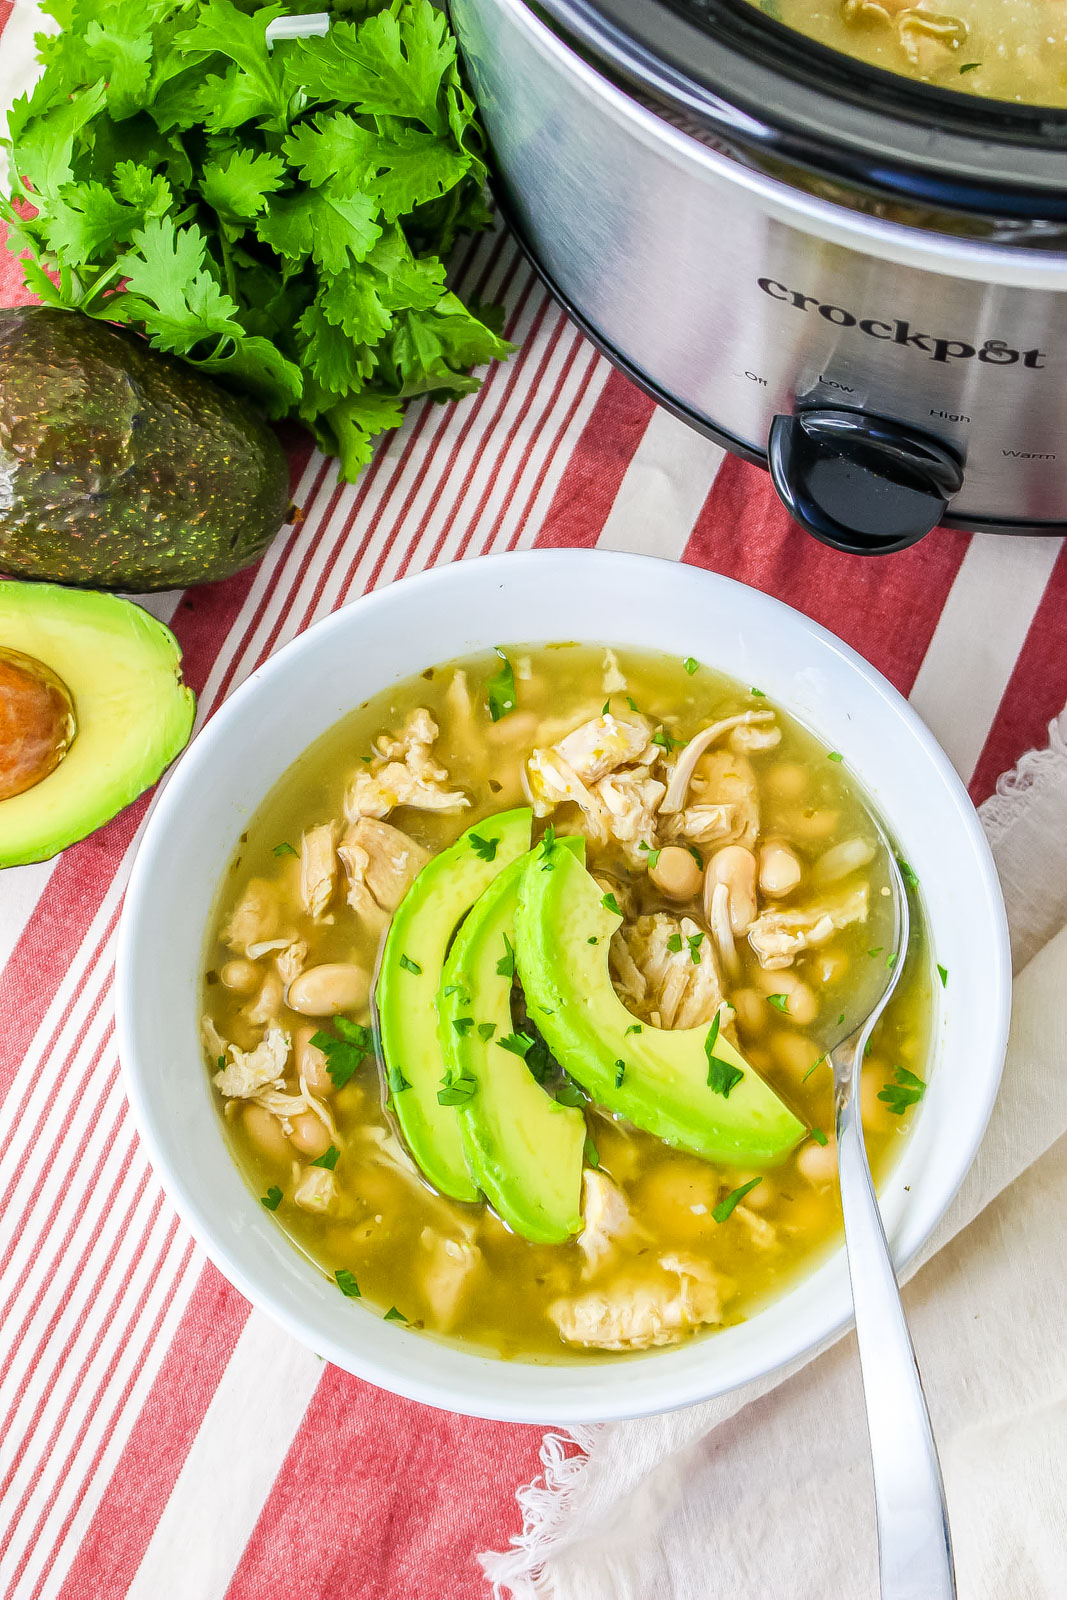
767 408 965 556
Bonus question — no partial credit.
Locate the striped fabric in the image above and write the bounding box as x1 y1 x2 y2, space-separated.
2 17 1067 1590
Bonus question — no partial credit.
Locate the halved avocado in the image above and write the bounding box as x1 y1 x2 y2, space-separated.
515 842 806 1166
376 807 532 1201
440 843 586 1244
0 581 195 867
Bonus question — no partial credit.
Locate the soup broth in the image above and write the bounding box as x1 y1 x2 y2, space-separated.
753 0 1067 107
202 645 934 1361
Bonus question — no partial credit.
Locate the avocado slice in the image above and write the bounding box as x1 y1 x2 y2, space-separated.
0 307 291 591
440 845 586 1244
0 581 195 867
515 843 806 1167
377 808 532 1201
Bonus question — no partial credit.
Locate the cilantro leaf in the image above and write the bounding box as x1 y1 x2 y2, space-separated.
878 1065 926 1116
310 1143 340 1170
469 832 499 862
201 148 286 221
713 1177 762 1222
485 648 516 722
335 1268 361 1297
261 1184 283 1210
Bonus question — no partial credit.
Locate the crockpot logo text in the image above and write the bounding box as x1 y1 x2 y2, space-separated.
757 278 1046 369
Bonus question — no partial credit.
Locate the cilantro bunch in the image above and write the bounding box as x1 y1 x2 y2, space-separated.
0 0 512 477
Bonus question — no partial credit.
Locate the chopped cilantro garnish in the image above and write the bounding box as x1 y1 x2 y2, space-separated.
310 1020 373 1089
555 1079 587 1108
477 1022 496 1041
602 698 611 716
383 1306 407 1322
387 1062 410 1095
897 859 920 892
937 964 949 988
959 60 981 72
704 1013 743 1097
802 1054 827 1082
810 1128 829 1147
638 840 661 869
626 696 640 713
437 1072 477 1106
496 932 517 980
525 1037 553 1084
443 983 470 1002
652 727 685 753
614 1059 626 1088
601 892 622 916
827 751 844 763
486 649 517 722
683 656 699 675
687 932 704 964
837 1012 845 1026
666 933 684 953
767 993 789 1012
451 1017 474 1035
686 844 704 869
886 952 898 970
864 1037 873 1058
625 1023 643 1036
310 1144 340 1170
878 1065 926 1116
216 1055 226 1072
713 1177 762 1222
587 936 599 945
498 1031 534 1059
868 948 883 959
398 954 422 975
750 687 766 697
583 1137 600 1169
335 1269 361 1298
261 1185 283 1211
272 842 298 858
469 832 499 862
539 824 557 870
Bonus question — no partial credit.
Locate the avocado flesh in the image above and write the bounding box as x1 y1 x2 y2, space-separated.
0 581 195 867
377 808 533 1201
515 847 807 1167
0 306 291 590
440 847 586 1245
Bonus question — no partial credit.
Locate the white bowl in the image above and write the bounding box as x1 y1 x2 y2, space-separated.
116 550 1010 1423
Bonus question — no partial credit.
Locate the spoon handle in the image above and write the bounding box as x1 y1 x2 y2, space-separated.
836 1084 956 1600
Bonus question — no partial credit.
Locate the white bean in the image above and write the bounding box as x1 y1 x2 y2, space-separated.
649 845 703 900
220 958 259 994
767 762 808 799
243 1103 290 1161
730 987 766 1036
706 845 758 933
797 1137 837 1185
287 961 370 1017
289 1110 332 1159
759 840 802 898
813 836 876 886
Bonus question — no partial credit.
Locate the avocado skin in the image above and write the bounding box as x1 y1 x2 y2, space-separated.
0 306 292 591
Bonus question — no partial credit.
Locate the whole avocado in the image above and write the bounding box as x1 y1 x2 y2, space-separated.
0 306 293 591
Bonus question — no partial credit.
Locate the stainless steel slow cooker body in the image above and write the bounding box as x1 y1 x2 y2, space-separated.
451 0 1067 550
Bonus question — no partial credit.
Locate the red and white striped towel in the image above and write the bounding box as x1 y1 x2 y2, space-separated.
2 2 1067 1587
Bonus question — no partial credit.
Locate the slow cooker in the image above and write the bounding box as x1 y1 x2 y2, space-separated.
449 0 1067 552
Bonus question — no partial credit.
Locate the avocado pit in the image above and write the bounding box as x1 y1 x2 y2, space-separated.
0 647 76 800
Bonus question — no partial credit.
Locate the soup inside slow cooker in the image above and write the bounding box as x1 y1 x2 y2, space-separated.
750 0 1067 107
201 644 934 1361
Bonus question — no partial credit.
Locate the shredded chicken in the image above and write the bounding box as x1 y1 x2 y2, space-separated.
897 8 966 71
596 768 667 866
420 1227 483 1331
611 913 724 1029
660 712 774 814
578 1171 642 1276
293 1166 337 1213
730 722 782 754
212 1024 290 1098
602 648 627 695
526 715 664 859
735 1206 777 1250
550 1253 729 1351
276 939 307 987
344 708 469 820
553 715 654 783
201 1014 228 1062
663 749 760 851
245 969 283 1027
339 817 429 918
223 878 282 954
523 746 612 840
300 822 339 919
748 884 869 969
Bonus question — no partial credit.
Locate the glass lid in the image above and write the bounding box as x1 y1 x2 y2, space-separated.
532 0 1067 220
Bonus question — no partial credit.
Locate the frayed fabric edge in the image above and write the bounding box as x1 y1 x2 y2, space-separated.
980 705 1067 845
480 1427 601 1600
482 702 1067 1600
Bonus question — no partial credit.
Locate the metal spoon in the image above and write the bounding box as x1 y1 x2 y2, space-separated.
828 842 956 1600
